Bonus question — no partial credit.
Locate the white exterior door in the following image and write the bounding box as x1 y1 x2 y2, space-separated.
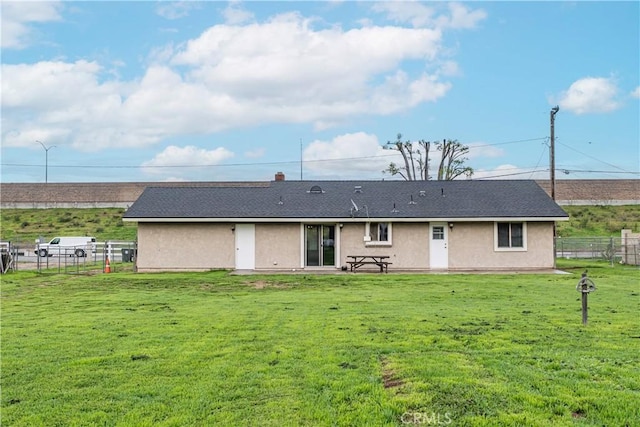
430 223 448 269
235 224 255 270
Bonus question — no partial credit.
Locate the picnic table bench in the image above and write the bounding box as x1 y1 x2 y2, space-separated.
347 255 392 273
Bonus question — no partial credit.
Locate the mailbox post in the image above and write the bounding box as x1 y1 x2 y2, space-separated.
576 270 597 325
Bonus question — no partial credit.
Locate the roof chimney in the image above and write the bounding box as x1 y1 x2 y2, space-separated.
275 172 285 181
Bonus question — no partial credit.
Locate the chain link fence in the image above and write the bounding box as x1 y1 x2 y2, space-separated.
0 240 137 274
556 236 640 265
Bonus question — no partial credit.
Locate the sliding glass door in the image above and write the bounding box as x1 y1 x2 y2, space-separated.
305 225 335 267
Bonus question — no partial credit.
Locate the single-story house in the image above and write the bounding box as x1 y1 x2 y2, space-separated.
122 177 569 272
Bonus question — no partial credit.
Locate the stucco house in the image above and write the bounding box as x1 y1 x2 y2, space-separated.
122 178 568 272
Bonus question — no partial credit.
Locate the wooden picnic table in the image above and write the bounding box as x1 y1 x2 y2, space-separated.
347 255 392 273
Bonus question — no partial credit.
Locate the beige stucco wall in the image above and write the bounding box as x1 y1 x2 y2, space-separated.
136 220 556 272
449 222 555 270
255 223 301 269
340 221 554 271
137 223 235 272
339 222 430 270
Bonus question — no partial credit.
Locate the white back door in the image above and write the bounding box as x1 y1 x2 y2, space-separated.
429 223 448 269
235 224 255 270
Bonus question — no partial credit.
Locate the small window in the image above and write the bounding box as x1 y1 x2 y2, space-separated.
51 238 60 245
372 222 389 241
366 222 392 246
495 222 527 251
432 226 445 240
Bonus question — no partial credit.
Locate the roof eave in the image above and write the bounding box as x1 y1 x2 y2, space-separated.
123 216 569 223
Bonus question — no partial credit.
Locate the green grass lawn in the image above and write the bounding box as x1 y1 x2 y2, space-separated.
557 205 640 237
1 261 638 426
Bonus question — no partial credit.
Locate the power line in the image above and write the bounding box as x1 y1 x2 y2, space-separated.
5 136 636 180
1 136 549 170
477 169 639 180
475 170 548 179
529 142 548 180
556 141 634 174
555 169 639 176
469 137 548 149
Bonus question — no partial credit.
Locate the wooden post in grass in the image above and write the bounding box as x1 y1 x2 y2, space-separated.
576 270 596 325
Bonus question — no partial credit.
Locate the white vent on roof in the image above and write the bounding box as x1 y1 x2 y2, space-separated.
419 190 426 197
354 185 362 193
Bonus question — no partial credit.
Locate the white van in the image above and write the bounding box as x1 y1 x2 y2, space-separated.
35 236 97 258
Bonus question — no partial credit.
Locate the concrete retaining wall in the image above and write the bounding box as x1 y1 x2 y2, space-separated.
0 181 268 208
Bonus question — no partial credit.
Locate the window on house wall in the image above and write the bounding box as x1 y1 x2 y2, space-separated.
366 222 391 245
495 222 526 251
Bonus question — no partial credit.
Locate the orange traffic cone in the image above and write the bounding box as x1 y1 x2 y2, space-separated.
105 256 111 273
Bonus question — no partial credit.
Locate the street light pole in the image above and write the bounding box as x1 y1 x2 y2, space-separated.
36 140 56 183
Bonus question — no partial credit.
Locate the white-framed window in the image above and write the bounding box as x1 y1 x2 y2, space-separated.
494 222 527 251
365 222 392 246
432 226 445 240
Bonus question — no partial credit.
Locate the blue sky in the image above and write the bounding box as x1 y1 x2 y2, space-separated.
1 1 638 183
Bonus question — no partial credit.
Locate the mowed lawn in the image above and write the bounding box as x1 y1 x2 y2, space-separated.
1 262 638 426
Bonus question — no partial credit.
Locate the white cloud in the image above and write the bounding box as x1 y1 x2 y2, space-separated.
1 60 138 150
554 77 620 114
438 60 462 77
443 3 488 29
2 8 475 152
141 145 235 176
303 132 397 178
372 1 486 29
631 86 640 99
371 1 436 28
467 142 505 160
155 2 200 20
222 1 254 25
2 60 104 109
170 14 449 128
1 1 63 49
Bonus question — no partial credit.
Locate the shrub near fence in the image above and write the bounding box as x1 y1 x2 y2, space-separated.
556 236 640 265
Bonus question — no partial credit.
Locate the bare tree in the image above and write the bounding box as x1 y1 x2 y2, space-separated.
436 139 474 180
384 134 414 181
383 135 472 181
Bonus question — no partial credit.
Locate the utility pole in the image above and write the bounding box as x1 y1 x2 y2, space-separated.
549 106 559 201
549 106 559 269
300 138 303 180
36 140 56 183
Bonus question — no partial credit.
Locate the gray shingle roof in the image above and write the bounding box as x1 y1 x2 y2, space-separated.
123 180 568 220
